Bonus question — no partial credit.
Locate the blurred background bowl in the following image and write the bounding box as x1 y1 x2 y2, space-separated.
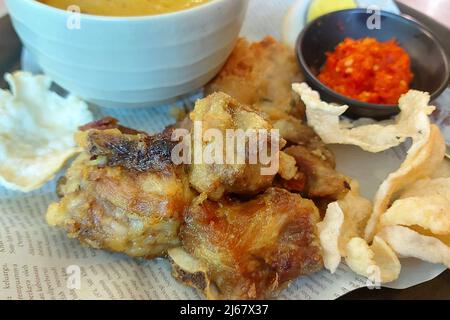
297 8 450 119
5 0 249 108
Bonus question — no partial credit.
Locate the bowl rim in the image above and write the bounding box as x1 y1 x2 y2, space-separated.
296 8 450 111
10 0 237 22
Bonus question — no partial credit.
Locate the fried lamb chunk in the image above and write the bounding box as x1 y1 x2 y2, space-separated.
188 92 297 200
169 188 323 299
46 121 194 258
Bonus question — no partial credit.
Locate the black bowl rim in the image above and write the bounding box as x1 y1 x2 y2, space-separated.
296 8 450 111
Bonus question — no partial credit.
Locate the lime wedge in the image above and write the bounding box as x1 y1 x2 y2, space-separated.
307 0 357 23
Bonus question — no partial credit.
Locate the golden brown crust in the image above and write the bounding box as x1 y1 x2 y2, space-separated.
204 37 336 172
179 188 323 299
47 124 195 258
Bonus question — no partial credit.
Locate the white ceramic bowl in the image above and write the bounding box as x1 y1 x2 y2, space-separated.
6 0 249 108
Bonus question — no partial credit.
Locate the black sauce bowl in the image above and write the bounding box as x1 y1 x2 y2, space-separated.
296 9 450 119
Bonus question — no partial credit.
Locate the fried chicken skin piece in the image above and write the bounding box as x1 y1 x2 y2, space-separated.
188 92 297 200
46 122 194 258
169 188 323 300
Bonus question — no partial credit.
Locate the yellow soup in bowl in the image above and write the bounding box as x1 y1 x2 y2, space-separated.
39 0 211 16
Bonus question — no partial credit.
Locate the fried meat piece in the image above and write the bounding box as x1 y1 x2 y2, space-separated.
205 37 315 146
204 36 336 168
206 37 305 121
170 188 323 299
188 92 297 200
283 145 350 201
78 116 143 135
46 124 194 258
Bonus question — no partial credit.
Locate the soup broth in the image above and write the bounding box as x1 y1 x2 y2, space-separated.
39 0 211 17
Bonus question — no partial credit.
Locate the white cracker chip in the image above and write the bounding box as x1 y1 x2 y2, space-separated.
0 72 93 192
337 180 372 255
292 83 435 153
365 125 445 240
379 226 450 268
